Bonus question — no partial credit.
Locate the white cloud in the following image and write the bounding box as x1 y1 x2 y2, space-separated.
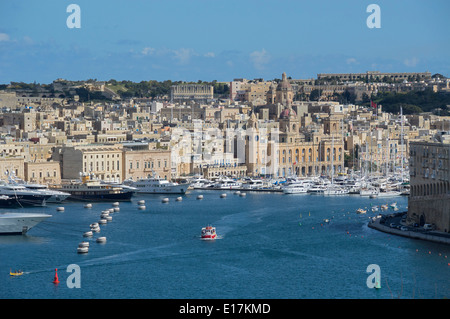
141 47 155 56
250 48 270 70
204 52 215 58
404 57 419 67
172 48 196 65
346 57 358 65
23 36 34 45
0 33 10 42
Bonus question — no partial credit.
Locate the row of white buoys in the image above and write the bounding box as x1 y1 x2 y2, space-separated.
90 222 100 232
197 195 203 200
162 198 169 203
78 202 120 253
239 192 247 197
77 246 89 253
77 202 120 254
137 200 146 210
101 211 110 219
96 237 107 243
220 193 227 198
176 197 182 201
77 241 90 253
83 230 93 237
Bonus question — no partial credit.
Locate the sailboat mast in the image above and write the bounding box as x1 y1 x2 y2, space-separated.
400 106 404 183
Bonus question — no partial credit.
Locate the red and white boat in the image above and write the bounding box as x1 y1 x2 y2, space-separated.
201 226 217 240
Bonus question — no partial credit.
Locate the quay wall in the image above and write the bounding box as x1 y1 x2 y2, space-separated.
368 218 450 245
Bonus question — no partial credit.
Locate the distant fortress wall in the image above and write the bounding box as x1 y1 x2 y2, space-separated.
317 71 432 81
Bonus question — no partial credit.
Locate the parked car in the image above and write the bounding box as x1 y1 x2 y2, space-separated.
423 224 435 230
400 226 408 231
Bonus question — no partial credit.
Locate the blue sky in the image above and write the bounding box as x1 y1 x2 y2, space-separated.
0 0 449 83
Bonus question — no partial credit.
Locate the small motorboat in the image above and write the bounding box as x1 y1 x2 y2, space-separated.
10 269 23 276
356 208 367 214
201 226 217 240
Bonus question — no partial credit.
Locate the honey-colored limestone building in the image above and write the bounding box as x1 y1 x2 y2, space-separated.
407 138 450 232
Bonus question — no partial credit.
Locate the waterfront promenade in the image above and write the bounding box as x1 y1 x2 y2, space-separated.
368 214 450 245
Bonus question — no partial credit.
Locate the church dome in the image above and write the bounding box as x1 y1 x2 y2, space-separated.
280 107 296 119
276 72 292 91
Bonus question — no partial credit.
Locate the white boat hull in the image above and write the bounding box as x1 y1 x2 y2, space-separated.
283 187 308 194
377 191 401 197
47 193 71 203
133 183 189 194
0 213 52 235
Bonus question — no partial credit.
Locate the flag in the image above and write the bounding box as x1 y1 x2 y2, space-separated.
370 100 377 109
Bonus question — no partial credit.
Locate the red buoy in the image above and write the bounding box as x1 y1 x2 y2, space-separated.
53 268 60 284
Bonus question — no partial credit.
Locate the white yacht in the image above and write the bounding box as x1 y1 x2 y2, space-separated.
189 177 212 189
323 184 349 195
0 212 52 235
282 179 312 194
377 190 401 197
128 177 190 194
242 179 267 190
6 174 71 203
359 187 380 196
17 183 70 203
283 183 309 194
211 177 242 189
0 180 51 206
307 179 329 194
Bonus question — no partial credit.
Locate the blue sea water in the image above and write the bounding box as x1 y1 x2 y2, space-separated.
0 191 449 299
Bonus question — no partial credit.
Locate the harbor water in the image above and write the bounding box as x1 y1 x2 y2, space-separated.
1 190 449 299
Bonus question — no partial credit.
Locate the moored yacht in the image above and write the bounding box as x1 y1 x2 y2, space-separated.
307 179 329 194
57 175 134 201
282 179 312 194
126 177 189 194
323 184 349 195
377 190 401 197
211 177 242 189
6 174 70 203
188 176 212 189
0 180 51 207
242 179 269 190
359 186 379 196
